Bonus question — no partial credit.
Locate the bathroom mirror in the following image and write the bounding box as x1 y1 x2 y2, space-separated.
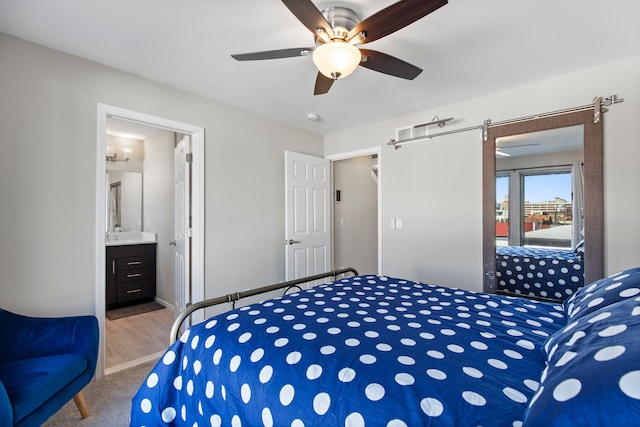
106 171 142 232
483 109 604 294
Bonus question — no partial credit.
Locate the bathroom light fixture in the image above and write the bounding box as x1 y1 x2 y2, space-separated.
106 153 129 162
312 41 361 80
106 147 131 163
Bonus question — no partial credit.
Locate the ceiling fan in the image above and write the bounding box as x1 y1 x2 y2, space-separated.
231 0 448 95
495 143 540 157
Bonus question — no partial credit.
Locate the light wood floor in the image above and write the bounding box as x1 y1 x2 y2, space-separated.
105 306 174 372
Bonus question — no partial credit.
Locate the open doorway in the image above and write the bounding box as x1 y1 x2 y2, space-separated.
327 147 382 275
95 104 205 378
103 120 176 373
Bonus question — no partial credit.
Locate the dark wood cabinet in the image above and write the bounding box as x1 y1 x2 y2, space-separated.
106 243 157 309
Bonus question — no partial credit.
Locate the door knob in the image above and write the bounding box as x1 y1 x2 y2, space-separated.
169 241 177 246
286 239 301 245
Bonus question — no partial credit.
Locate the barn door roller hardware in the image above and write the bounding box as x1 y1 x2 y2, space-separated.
387 95 623 149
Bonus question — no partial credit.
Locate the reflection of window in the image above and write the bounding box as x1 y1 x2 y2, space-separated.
495 175 509 246
522 171 572 248
496 168 572 248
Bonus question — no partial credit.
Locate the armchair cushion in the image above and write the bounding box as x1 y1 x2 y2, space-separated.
0 354 87 424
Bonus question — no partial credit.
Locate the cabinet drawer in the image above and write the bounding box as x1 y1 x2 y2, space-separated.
118 255 155 270
117 268 153 283
117 280 154 303
106 243 157 308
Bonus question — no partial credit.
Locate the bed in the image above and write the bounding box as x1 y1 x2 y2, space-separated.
131 265 640 426
495 241 585 301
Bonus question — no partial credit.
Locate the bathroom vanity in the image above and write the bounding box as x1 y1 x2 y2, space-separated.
106 233 157 309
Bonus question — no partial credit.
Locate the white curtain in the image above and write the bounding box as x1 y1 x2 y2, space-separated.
571 161 584 249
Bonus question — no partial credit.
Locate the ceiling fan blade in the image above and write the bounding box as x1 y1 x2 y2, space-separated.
498 143 540 148
281 0 334 40
349 0 447 45
231 48 313 61
359 49 422 80
314 72 334 95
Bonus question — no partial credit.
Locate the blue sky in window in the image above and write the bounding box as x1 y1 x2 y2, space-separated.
496 173 572 203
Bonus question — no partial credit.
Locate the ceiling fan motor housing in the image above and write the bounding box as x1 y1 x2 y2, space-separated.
319 6 360 42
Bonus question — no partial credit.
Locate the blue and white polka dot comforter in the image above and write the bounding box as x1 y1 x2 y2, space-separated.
131 275 566 426
496 246 584 301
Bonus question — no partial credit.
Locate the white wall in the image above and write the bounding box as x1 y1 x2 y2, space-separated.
0 33 323 316
325 56 640 292
496 149 583 172
143 131 175 306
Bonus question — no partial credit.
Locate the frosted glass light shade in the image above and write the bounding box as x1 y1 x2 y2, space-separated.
312 42 361 79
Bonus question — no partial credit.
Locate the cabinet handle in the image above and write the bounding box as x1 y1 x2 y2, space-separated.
126 261 142 266
126 273 143 278
112 260 115 275
126 289 142 294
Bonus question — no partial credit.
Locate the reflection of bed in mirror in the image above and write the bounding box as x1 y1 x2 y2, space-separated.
495 241 584 301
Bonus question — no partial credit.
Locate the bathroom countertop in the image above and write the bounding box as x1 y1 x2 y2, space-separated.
105 231 157 246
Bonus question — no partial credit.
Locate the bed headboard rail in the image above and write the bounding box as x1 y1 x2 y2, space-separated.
170 267 359 343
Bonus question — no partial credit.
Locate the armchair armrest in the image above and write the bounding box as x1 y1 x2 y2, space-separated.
0 309 98 375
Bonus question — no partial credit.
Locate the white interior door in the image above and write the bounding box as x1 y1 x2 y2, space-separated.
174 136 191 317
285 151 331 281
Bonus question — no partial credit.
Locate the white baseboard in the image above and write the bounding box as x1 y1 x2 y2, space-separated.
154 297 175 313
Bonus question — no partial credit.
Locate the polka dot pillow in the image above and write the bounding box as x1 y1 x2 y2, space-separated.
563 267 640 320
524 297 640 426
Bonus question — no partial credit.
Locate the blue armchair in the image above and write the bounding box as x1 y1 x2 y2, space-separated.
0 308 99 426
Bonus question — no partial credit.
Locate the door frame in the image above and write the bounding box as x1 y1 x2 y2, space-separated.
95 103 205 378
326 147 382 275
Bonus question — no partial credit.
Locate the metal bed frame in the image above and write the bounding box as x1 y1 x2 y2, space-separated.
170 267 359 343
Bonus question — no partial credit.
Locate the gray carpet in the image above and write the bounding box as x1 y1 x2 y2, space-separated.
43 360 157 427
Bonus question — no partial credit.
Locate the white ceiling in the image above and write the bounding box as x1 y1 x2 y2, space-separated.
497 126 584 158
106 117 164 140
1 0 639 135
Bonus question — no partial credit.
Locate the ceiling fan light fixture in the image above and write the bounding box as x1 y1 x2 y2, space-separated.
312 41 361 80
